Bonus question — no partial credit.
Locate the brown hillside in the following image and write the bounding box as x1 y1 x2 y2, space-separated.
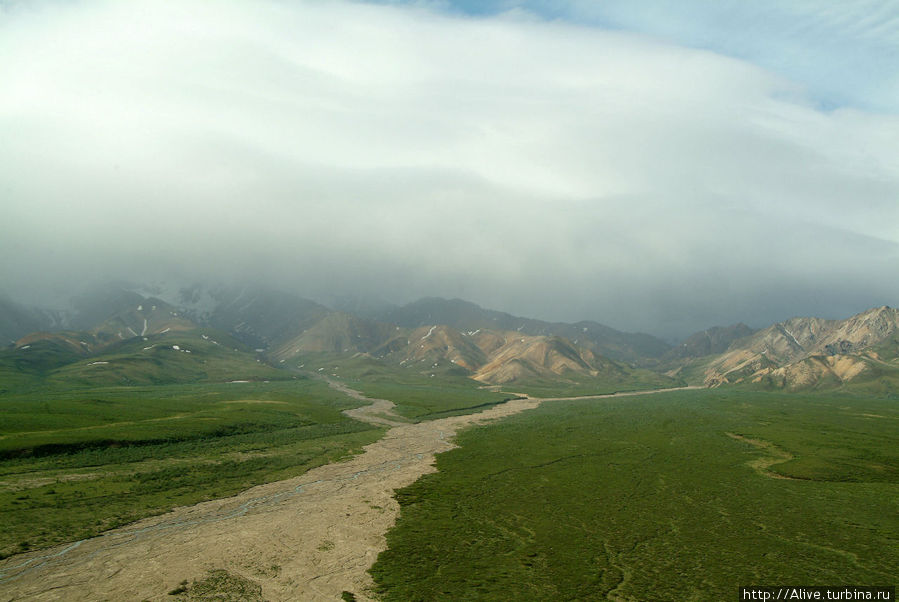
702 306 899 388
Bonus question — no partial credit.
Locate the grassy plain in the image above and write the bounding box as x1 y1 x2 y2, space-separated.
0 339 515 560
290 353 513 420
0 377 383 558
371 389 899 600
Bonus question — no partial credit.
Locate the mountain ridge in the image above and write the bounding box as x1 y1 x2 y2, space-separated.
2 283 897 391
698 306 899 389
380 297 671 364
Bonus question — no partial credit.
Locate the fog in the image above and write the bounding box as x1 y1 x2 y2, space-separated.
2 0 898 338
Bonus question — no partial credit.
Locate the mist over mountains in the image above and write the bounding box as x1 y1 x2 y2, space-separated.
1 3 897 598
3 1 898 342
0 282 672 357
3 282 898 392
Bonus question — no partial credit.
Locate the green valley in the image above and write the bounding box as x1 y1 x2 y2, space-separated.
1 287 898 600
371 389 899 600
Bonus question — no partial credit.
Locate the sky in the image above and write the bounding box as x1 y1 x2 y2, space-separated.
1 0 898 339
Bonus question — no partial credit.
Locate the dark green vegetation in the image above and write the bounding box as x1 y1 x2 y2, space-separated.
289 353 513 420
6 286 898 594
0 377 383 558
0 324 513 559
169 569 264 601
371 389 899 600
0 329 286 392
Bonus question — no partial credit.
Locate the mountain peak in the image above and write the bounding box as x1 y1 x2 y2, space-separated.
700 305 899 389
381 297 671 363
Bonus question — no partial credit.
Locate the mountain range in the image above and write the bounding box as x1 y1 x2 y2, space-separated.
695 306 899 390
2 284 898 392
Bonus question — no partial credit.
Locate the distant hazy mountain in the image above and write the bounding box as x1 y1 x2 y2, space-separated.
317 294 398 319
0 297 63 346
665 323 757 360
3 283 190 342
5 283 897 391
125 283 331 349
91 298 196 344
14 299 195 358
270 312 656 388
199 287 330 349
271 312 400 356
698 306 899 389
2 291 284 388
380 297 671 364
67 286 140 329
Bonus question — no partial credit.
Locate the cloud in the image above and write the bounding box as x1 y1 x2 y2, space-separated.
417 0 899 113
1 0 897 337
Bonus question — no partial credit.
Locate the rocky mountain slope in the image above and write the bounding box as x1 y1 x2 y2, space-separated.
270 312 643 387
664 323 756 360
470 334 626 384
4 286 639 389
270 312 403 357
380 297 671 364
4 283 897 391
699 306 899 389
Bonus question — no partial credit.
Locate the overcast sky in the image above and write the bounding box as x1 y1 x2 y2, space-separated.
2 0 898 338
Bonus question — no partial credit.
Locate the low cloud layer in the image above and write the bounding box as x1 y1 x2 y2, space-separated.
2 0 898 338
